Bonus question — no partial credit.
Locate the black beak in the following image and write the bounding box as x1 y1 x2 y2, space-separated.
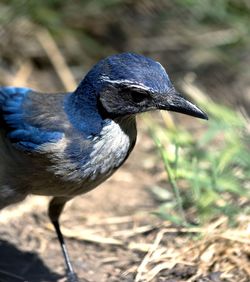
158 90 208 120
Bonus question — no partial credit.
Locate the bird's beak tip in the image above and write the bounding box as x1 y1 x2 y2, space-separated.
201 112 209 120
189 103 208 120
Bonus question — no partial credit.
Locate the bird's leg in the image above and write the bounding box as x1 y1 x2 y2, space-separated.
48 197 79 282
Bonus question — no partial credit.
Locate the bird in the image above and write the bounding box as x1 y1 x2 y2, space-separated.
0 52 207 282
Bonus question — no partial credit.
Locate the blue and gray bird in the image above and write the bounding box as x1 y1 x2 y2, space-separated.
0 53 207 281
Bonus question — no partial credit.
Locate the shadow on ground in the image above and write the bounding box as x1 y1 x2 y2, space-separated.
0 239 61 282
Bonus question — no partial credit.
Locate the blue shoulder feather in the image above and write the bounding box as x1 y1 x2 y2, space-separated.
0 87 63 151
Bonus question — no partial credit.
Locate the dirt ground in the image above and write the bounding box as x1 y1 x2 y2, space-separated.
0 119 249 282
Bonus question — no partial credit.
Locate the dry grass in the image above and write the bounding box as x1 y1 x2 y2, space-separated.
2 194 250 281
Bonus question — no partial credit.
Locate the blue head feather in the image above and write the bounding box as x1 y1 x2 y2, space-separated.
82 52 173 94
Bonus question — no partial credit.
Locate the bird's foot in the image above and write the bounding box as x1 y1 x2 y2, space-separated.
67 271 79 282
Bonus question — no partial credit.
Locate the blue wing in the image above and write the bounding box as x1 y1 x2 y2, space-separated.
0 86 63 151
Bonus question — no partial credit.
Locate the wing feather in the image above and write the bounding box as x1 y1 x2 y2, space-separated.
0 87 63 151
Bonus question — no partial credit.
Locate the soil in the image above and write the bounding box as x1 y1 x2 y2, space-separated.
1 117 249 282
0 119 222 282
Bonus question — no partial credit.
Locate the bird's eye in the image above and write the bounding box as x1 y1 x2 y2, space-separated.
119 85 151 105
131 91 146 104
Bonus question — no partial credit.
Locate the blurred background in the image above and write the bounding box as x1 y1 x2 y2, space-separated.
0 1 250 282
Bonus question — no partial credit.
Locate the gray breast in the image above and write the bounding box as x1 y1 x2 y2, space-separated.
38 117 137 196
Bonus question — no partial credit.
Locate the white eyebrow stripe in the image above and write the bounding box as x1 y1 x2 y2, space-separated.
100 76 152 91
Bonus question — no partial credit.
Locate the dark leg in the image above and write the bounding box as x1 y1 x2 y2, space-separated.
48 197 79 282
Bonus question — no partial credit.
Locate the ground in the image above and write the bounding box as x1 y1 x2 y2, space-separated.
0 119 249 282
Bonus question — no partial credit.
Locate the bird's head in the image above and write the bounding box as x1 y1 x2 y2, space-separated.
83 53 208 120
